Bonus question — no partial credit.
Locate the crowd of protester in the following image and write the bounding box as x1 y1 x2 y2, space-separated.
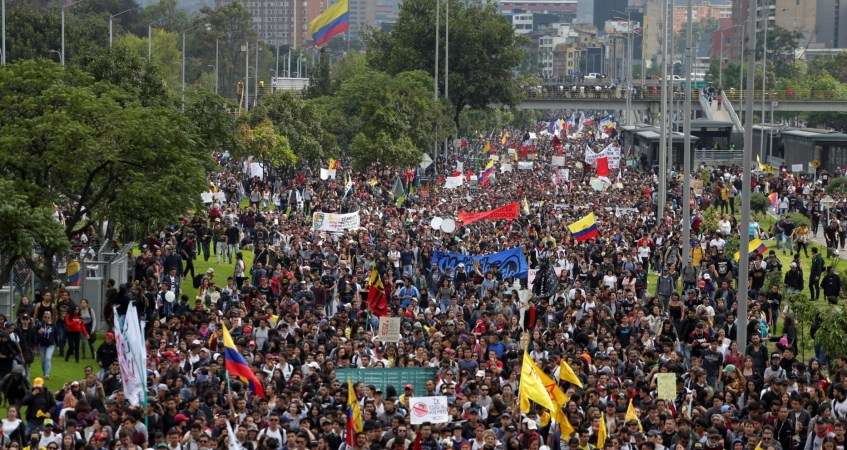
3 116 847 450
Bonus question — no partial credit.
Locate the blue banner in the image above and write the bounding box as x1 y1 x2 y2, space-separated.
431 247 528 279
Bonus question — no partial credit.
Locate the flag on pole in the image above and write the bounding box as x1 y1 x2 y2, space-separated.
308 0 349 47
597 413 607 448
346 379 364 445
367 267 389 317
222 324 265 397
558 358 584 388
626 399 643 432
567 213 600 242
113 303 147 406
519 351 557 413
734 238 768 261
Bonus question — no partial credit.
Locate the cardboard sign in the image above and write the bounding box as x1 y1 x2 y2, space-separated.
656 373 677 401
376 317 402 343
409 397 450 424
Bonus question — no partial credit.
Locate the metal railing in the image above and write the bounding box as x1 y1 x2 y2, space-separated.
523 89 847 103
694 149 743 165
723 89 847 102
523 89 700 101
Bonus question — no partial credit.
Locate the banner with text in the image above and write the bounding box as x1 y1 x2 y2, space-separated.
431 247 528 279
584 143 621 169
312 211 361 232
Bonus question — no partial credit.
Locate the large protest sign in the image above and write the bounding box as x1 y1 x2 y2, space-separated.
444 176 464 189
336 368 437 396
656 373 677 400
431 247 528 279
312 211 360 232
409 397 450 425
584 143 621 169
376 317 402 343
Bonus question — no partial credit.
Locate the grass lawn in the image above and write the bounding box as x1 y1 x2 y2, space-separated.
21 248 254 408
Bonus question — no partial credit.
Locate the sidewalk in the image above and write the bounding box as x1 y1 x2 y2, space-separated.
809 229 847 260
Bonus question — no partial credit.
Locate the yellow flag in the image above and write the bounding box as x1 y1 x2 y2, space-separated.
597 413 607 449
625 398 643 432
519 351 557 413
347 379 363 433
754 441 763 450
367 178 378 187
486 159 495 170
533 359 568 407
560 413 575 439
559 359 584 388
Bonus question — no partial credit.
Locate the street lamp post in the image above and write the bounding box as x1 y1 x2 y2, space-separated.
109 8 135 48
738 0 759 355
682 0 693 268
760 4 770 162
181 23 211 111
61 0 86 67
2 0 6 65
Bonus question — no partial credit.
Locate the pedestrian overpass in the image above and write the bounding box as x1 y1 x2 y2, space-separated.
516 90 847 116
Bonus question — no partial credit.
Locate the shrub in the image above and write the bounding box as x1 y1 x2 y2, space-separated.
785 212 811 228
827 177 847 194
750 192 769 213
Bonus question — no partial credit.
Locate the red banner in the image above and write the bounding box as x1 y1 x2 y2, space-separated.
596 156 609 177
457 202 520 226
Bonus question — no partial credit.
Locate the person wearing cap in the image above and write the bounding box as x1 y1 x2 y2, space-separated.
20 377 54 433
36 419 60 448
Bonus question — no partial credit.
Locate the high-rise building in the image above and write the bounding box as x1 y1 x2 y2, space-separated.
348 0 377 40
593 0 628 32
216 0 311 48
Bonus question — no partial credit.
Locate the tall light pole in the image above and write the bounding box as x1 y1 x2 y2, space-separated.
61 0 86 67
658 0 669 219
444 0 449 161
738 0 759 355
215 39 219 95
2 0 6 65
667 2 675 171
244 41 249 112
181 23 211 111
433 0 440 174
760 4 769 161
109 8 135 48
682 0 693 268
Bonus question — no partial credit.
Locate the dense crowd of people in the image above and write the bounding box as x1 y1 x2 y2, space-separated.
4 115 847 450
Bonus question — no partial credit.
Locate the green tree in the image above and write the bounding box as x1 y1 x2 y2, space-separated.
250 92 337 162
314 65 454 169
366 0 524 124
73 44 171 107
116 29 182 94
0 180 70 279
184 90 241 154
238 119 297 172
0 59 208 278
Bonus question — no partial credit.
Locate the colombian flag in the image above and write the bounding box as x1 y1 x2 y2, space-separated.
734 238 768 261
567 213 599 242
67 260 81 287
309 0 349 47
346 379 363 445
222 324 265 397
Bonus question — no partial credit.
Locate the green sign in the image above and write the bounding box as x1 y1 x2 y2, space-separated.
336 368 437 396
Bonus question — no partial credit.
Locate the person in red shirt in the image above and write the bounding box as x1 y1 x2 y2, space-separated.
63 305 89 363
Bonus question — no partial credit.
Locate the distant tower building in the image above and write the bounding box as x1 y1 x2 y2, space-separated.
576 0 594 24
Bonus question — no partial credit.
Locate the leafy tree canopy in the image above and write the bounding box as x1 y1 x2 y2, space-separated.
0 59 209 271
366 0 524 123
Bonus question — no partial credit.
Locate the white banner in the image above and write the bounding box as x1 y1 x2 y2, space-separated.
444 176 464 189
584 144 621 168
791 163 804 172
249 162 264 178
376 317 402 343
409 397 450 424
456 161 464 172
500 163 513 173
319 168 337 180
551 156 566 167
518 161 534 170
114 304 146 406
419 153 433 170
312 211 361 232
